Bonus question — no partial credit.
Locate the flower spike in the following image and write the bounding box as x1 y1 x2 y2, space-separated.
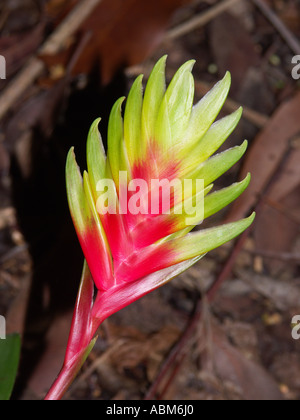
46 57 255 400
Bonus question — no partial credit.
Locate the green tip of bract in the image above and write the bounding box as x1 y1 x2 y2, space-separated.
182 71 232 151
171 211 255 263
124 75 144 165
155 59 196 149
203 173 251 220
142 55 167 143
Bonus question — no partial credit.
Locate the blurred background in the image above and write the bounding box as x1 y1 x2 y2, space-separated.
0 0 300 400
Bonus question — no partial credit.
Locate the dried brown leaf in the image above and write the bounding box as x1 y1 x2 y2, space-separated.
253 187 300 274
73 0 193 84
227 92 300 222
210 12 260 96
205 323 284 400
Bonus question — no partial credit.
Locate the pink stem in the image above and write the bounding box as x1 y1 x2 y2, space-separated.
44 364 79 401
44 320 100 400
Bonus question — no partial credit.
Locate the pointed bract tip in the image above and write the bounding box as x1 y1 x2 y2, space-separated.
66 147 80 177
133 73 144 87
91 117 101 127
156 54 168 67
234 106 243 119
177 59 196 76
241 139 248 152
248 211 256 224
215 70 231 94
67 146 75 158
224 71 231 83
244 172 251 184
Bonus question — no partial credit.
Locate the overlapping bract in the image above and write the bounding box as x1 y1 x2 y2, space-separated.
66 56 254 293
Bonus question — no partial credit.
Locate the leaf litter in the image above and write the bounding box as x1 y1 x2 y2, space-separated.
0 0 300 400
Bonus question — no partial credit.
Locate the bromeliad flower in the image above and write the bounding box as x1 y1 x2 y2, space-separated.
45 56 255 400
